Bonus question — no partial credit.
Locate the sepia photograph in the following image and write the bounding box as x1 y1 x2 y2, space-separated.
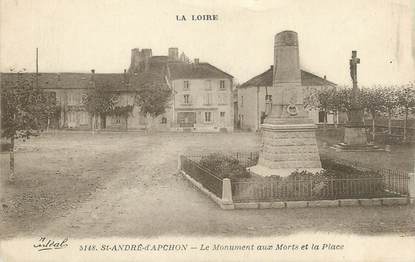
0 0 414 261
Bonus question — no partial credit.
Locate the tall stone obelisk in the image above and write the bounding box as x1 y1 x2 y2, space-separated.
249 31 322 177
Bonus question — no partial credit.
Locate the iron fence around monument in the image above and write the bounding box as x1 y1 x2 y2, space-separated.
180 151 409 203
231 176 407 203
327 157 410 195
180 155 223 198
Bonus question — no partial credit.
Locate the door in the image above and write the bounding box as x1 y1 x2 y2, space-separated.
177 112 196 127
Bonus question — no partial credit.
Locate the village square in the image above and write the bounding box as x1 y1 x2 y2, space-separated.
1 0 415 252
1 28 415 238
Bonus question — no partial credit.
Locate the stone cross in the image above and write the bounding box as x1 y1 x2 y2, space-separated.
349 50 360 84
348 50 364 125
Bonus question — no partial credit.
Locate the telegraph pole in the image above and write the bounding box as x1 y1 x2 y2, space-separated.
36 47 39 89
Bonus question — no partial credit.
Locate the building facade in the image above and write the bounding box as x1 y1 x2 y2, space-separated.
1 47 234 132
237 66 337 131
168 60 234 132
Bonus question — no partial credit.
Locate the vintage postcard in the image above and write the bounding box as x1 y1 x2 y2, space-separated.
0 0 414 261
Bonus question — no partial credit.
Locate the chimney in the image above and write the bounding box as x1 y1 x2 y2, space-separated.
90 69 95 87
168 47 179 61
324 75 327 80
194 58 199 64
123 69 128 86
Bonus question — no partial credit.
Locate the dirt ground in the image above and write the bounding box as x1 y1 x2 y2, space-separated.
0 131 414 239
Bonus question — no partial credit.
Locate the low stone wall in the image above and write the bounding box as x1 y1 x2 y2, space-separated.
180 170 234 210
233 197 409 209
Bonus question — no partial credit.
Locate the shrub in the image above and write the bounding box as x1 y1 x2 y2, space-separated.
257 160 384 199
198 153 251 180
320 158 382 179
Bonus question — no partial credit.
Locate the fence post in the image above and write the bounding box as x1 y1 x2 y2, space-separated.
409 173 415 204
221 178 234 209
177 154 182 172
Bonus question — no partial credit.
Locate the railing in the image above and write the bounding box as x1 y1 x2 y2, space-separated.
181 152 410 203
365 125 415 144
322 157 410 196
231 175 405 202
180 156 223 198
382 169 410 196
315 125 415 144
185 152 259 168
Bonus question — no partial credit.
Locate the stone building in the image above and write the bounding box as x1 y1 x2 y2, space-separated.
168 58 234 132
237 66 337 131
1 47 234 132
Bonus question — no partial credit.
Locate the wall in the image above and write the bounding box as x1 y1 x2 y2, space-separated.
237 85 337 131
52 89 91 129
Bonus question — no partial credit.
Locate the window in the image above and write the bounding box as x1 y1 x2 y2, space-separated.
68 94 74 105
218 94 227 105
184 80 190 90
205 80 212 90
68 93 80 105
204 112 212 123
80 111 89 125
220 112 225 117
183 94 190 104
203 93 213 105
220 80 225 89
241 96 244 107
161 117 167 124
68 111 75 122
318 111 327 123
265 94 272 102
112 115 121 125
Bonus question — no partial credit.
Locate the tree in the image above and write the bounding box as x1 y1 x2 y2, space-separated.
360 87 385 141
84 87 115 131
133 73 172 132
43 92 61 130
1 71 55 182
379 86 399 136
304 86 336 128
335 87 354 122
396 83 415 142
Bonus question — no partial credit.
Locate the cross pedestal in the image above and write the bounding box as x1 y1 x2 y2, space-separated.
332 51 382 152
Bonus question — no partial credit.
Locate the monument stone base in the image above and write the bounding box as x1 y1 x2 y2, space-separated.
331 127 383 152
249 118 322 178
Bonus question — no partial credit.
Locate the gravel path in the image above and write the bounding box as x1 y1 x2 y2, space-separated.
1 132 414 238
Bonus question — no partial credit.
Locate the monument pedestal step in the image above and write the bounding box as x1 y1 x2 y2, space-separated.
330 143 384 152
248 164 322 178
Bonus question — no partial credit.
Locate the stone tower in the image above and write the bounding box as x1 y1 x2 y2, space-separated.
168 47 179 61
128 48 152 74
249 31 322 177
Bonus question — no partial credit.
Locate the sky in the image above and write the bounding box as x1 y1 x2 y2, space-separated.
1 0 414 86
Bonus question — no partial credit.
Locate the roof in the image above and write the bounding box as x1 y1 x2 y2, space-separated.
1 55 232 91
1 72 91 90
239 67 336 88
168 62 233 80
